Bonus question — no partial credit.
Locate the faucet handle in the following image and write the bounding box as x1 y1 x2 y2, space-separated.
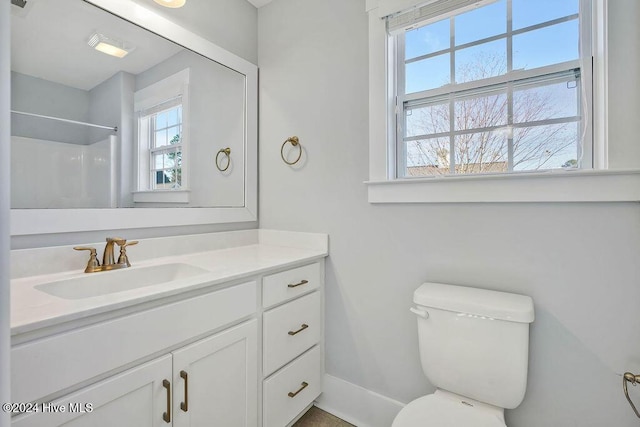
120 240 139 248
116 240 139 267
73 247 101 273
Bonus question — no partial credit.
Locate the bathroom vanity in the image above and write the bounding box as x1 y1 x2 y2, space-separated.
9 230 327 426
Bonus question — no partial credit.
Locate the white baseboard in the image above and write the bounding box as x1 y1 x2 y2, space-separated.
315 374 405 427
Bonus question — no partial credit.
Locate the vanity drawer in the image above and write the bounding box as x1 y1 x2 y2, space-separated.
263 291 321 376
262 263 320 308
263 346 322 427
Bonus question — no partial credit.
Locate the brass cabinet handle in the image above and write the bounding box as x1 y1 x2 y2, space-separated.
288 324 309 336
180 370 189 412
288 381 309 398
287 279 308 288
162 379 171 423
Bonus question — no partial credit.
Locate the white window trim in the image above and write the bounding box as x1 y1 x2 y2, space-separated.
133 68 190 204
366 0 640 203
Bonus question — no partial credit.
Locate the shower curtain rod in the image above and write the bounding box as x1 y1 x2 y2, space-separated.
11 110 118 132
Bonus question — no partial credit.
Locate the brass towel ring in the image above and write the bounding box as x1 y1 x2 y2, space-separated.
281 136 302 165
623 372 640 418
216 147 231 172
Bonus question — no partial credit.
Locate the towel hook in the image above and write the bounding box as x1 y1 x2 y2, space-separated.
281 136 302 165
216 147 231 172
623 372 640 418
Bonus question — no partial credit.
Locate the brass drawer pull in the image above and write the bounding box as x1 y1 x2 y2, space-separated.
288 381 309 398
180 370 189 412
288 279 308 288
162 379 171 423
288 324 309 336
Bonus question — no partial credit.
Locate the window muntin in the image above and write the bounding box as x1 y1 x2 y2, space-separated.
395 0 587 178
146 103 183 190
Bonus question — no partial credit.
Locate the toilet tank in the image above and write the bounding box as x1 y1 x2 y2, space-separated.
413 283 534 409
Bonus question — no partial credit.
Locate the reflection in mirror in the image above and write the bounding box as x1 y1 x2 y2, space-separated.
10 0 246 209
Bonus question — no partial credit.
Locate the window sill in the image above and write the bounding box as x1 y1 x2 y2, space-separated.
365 170 640 203
133 190 190 204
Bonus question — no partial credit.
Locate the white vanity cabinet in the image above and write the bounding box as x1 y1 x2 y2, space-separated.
13 355 173 427
12 320 258 427
11 281 259 427
172 320 258 427
261 263 324 427
10 233 328 427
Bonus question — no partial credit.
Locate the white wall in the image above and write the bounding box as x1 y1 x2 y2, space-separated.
89 71 135 208
258 0 640 425
607 0 640 168
11 72 90 145
130 0 258 65
1 2 10 425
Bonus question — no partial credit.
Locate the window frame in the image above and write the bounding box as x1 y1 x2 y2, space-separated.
393 0 590 178
145 101 183 190
133 69 190 204
364 0 640 203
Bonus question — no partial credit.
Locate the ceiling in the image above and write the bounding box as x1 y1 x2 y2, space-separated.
11 0 273 91
11 0 182 91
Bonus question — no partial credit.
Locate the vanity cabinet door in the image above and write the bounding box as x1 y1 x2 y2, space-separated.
172 319 258 427
12 355 172 427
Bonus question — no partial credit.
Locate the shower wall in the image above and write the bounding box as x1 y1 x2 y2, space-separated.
10 71 121 209
11 135 115 208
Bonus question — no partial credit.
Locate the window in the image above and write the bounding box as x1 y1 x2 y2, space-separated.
140 99 183 190
389 0 591 178
133 69 190 203
366 0 640 203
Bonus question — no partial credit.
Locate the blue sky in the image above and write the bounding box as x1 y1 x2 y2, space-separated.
404 0 580 94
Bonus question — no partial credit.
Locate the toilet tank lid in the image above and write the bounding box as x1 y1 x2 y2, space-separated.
414 283 534 323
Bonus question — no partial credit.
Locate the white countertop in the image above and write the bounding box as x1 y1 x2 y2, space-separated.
11 230 328 335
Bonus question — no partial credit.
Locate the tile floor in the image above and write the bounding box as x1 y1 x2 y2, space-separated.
293 406 355 426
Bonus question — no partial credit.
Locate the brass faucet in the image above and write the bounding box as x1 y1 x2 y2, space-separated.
74 237 139 273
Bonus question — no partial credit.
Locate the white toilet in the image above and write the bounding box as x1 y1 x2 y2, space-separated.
393 282 535 427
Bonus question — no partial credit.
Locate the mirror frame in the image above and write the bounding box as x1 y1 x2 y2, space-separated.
10 0 258 236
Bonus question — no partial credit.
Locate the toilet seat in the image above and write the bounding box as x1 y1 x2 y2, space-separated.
392 391 507 427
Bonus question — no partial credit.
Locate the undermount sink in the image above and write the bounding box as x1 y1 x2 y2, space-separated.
35 263 211 300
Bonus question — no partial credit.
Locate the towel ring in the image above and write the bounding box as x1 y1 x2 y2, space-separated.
623 372 640 418
216 147 231 172
281 136 302 165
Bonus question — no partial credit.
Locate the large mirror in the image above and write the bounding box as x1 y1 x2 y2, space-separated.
10 0 257 235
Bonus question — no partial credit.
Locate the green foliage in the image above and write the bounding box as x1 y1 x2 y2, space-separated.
165 133 182 187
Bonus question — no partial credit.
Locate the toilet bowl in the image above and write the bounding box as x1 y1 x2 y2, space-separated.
392 390 506 427
392 283 534 426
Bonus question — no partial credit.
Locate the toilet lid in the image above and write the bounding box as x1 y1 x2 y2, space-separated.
392 394 507 427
